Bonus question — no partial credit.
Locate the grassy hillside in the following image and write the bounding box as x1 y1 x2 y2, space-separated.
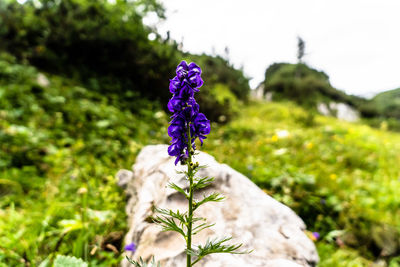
1 53 400 266
0 53 169 266
371 88 400 119
262 62 400 132
204 101 400 266
262 63 365 109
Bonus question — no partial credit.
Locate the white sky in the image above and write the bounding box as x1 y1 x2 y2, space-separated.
155 0 400 97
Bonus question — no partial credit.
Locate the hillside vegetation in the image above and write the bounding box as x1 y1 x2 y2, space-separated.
262 63 400 130
0 53 171 266
262 63 365 109
205 101 400 266
1 0 400 266
1 51 400 266
370 88 400 123
0 0 249 123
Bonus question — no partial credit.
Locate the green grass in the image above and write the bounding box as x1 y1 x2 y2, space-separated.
1 53 400 266
204 101 400 266
0 54 169 266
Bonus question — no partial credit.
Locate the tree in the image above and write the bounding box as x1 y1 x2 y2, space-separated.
297 36 305 63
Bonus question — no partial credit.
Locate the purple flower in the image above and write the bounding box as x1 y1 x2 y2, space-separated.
167 61 210 164
176 61 203 91
192 113 211 145
168 116 186 138
167 96 185 113
312 232 320 240
178 83 198 99
182 97 199 119
176 61 189 80
169 76 181 94
168 138 186 165
125 242 136 252
187 63 203 88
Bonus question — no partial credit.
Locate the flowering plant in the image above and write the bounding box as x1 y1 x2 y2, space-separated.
127 61 247 267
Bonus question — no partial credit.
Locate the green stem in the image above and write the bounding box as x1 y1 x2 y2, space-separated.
186 124 194 267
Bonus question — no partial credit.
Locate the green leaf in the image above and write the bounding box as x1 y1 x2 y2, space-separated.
126 256 161 267
192 176 214 191
168 182 188 198
192 222 215 235
53 255 88 267
194 193 225 210
188 237 250 265
154 207 187 225
153 213 186 239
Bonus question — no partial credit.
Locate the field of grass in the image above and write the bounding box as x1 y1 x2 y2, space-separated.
204 101 400 266
1 54 400 266
0 54 169 266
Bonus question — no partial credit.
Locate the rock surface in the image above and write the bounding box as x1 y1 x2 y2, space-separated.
317 102 359 122
118 145 319 267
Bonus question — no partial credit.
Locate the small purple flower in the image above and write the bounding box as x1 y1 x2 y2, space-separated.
182 97 199 119
188 62 202 75
167 96 184 113
176 61 189 80
187 63 203 88
178 83 198 98
125 242 136 252
168 116 186 138
192 113 211 145
312 232 320 240
167 60 210 165
169 76 181 94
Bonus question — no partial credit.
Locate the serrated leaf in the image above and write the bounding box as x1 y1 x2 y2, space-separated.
192 176 214 191
168 182 188 198
194 193 225 210
192 222 215 235
54 255 88 267
188 237 250 265
153 214 186 238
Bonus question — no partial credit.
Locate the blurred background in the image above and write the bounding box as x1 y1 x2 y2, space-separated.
0 0 399 266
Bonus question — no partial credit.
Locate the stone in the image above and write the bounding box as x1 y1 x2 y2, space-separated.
250 84 273 101
317 102 359 122
118 145 319 267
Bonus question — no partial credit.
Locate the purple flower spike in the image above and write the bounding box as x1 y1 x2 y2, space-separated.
167 61 210 165
125 242 136 252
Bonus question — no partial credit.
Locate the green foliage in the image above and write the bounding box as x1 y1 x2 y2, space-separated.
0 54 169 266
54 255 88 267
154 161 244 266
0 0 179 105
0 2 251 263
0 1 250 123
262 62 400 132
126 256 161 267
371 88 400 118
366 88 400 129
263 63 362 109
205 100 400 266
188 237 246 266
153 208 188 239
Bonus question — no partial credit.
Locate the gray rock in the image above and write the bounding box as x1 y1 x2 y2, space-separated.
317 102 359 122
250 84 273 101
119 145 319 267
